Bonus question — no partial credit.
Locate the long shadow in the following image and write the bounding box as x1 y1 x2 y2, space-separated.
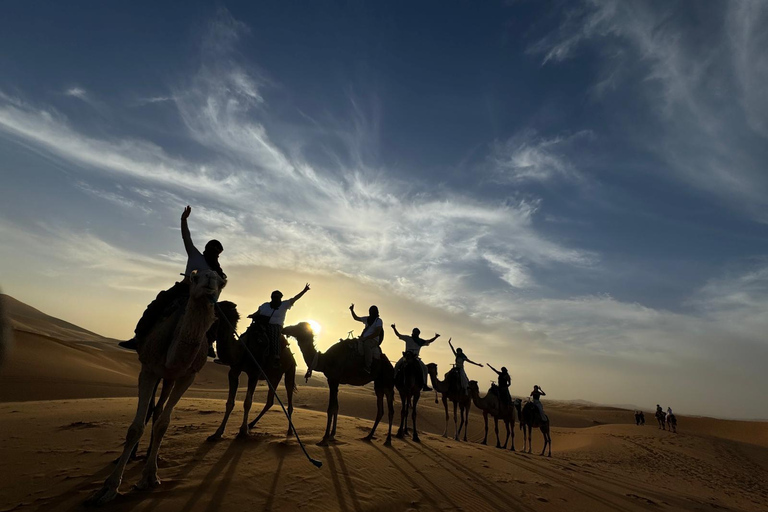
368 442 441 511
204 443 245 512
418 440 527 512
262 451 286 512
174 438 248 512
322 446 349 512
330 446 362 512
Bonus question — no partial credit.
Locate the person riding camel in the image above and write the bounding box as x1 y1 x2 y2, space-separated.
349 304 384 373
391 323 439 392
248 284 310 366
119 206 226 357
530 385 548 422
487 364 512 407
448 339 483 394
666 406 674 422
656 404 663 416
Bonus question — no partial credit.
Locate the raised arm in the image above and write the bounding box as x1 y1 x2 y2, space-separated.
539 389 546 396
290 283 311 305
424 333 440 344
448 338 456 356
487 363 500 375
349 303 363 322
180 206 195 255
466 357 484 368
391 324 403 339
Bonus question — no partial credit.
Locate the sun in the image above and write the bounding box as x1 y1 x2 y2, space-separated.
307 319 322 335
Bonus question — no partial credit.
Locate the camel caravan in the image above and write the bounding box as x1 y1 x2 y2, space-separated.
87 206 563 504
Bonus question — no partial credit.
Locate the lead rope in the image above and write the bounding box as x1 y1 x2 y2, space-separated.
214 301 322 469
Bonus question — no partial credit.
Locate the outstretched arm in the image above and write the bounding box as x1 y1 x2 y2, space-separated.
448 338 456 356
466 358 484 368
349 303 362 322
180 206 195 255
487 363 500 375
290 283 311 305
424 333 440 344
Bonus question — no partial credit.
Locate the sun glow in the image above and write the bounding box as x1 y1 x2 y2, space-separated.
307 319 322 335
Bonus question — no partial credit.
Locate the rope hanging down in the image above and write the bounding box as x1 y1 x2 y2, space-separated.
214 302 322 469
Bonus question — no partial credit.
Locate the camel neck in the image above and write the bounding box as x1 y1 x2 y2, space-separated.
298 339 322 373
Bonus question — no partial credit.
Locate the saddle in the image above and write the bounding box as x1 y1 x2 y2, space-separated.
488 383 500 397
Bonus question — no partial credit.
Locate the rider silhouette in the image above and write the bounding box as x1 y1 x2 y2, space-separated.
392 324 439 392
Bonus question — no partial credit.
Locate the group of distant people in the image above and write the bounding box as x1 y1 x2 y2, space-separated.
119 206 550 420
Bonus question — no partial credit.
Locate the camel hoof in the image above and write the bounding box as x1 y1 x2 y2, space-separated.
413 435 421 443
396 431 405 439
383 437 392 447
317 439 330 447
85 486 119 506
134 475 160 491
236 431 250 440
206 434 223 443
481 441 487 446
286 428 294 437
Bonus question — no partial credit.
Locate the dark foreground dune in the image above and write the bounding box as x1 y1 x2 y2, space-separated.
1 295 767 512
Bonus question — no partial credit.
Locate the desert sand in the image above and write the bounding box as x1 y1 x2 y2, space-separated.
1 294 767 512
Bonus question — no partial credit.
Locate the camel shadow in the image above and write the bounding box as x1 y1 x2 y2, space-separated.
262 450 286 512
418 441 528 512
321 445 362 512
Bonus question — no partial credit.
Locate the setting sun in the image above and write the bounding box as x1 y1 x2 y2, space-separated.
307 319 322 335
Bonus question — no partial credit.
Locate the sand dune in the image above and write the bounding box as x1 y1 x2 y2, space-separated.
1 295 767 512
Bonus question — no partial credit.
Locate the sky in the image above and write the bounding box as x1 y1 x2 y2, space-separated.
1 0 767 419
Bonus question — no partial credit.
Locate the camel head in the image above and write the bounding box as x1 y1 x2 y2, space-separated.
426 362 438 375
283 322 315 347
468 380 479 395
188 269 226 302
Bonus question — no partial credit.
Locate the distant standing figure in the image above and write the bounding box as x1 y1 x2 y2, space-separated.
639 410 645 426
249 284 310 366
392 324 439 392
530 385 548 422
350 304 384 373
448 338 483 393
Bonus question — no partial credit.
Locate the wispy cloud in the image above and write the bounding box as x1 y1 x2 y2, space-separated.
488 129 590 183
64 87 88 100
530 0 768 221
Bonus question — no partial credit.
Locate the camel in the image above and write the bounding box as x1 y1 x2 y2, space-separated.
426 363 471 441
87 269 226 505
467 381 516 450
206 301 298 441
656 409 666 430
516 400 551 457
282 322 395 446
394 352 423 442
667 413 677 433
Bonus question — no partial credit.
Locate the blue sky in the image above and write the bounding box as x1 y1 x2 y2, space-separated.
1 1 767 418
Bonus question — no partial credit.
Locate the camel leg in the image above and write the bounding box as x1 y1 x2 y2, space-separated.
319 382 339 446
506 420 514 451
285 370 295 437
411 394 420 443
238 373 258 438
87 369 157 505
366 389 385 443
208 368 240 441
481 412 489 445
142 379 173 459
248 386 274 430
442 396 449 438
385 388 394 446
463 403 470 442
136 372 195 490
403 397 410 437
494 417 501 448
396 392 407 438
453 401 460 441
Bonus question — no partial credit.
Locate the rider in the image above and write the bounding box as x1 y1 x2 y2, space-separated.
666 406 674 422
119 206 226 357
487 364 512 407
349 304 384 373
391 323 439 392
530 385 548 422
248 284 310 366
656 404 663 417
448 339 483 394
